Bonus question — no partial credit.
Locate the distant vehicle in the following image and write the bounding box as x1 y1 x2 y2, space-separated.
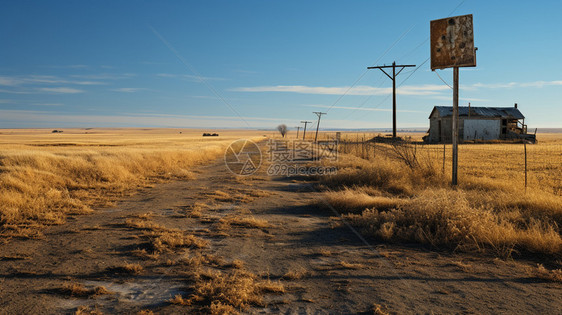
51 130 63 133
202 133 219 137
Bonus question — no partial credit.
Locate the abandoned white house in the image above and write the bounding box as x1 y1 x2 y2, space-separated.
424 104 535 143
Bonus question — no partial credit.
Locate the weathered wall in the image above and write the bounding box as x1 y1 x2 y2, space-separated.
463 119 500 140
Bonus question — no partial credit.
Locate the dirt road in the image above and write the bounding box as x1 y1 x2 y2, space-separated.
0 155 560 314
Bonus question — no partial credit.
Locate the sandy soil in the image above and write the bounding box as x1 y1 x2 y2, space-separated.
0 154 560 314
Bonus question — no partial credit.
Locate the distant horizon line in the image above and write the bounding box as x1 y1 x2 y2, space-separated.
2 126 562 132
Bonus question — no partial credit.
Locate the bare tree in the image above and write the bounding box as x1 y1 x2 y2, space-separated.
277 124 288 138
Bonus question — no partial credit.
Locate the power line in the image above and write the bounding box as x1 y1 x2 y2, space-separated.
325 24 417 113
149 26 251 127
434 70 453 90
398 57 429 87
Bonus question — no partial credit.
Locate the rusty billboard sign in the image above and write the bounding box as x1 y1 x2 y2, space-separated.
430 14 476 70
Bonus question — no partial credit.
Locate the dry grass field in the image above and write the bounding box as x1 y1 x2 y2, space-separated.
320 131 562 262
0 128 264 240
0 128 560 314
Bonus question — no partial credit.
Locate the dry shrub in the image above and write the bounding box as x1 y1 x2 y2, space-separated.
207 190 235 202
370 303 390 315
169 294 191 306
209 301 238 315
205 189 270 204
130 248 160 260
124 218 167 231
187 269 284 312
282 267 309 280
111 263 144 275
535 264 562 283
75 305 104 315
346 189 562 257
187 202 210 218
226 259 245 269
218 216 270 230
178 252 226 269
147 230 209 252
324 187 404 213
61 282 113 297
339 261 366 269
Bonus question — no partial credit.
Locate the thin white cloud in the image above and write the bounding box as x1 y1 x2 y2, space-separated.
42 64 89 69
33 103 64 106
305 104 425 113
467 80 562 90
110 88 145 93
232 79 562 96
0 75 105 86
0 89 35 94
69 73 136 80
156 73 225 81
427 95 489 102
230 84 449 96
38 87 84 94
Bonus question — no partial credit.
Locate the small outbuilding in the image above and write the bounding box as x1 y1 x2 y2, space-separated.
424 103 535 143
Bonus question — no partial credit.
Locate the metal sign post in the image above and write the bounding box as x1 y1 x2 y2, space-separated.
430 14 477 186
452 67 459 185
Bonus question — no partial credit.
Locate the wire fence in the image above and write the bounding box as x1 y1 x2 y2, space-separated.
329 133 562 196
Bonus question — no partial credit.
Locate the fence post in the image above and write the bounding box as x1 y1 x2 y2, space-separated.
523 141 527 192
442 142 446 174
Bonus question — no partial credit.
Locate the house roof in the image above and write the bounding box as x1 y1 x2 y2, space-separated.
430 106 525 119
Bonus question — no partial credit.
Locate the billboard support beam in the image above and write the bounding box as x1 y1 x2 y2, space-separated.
452 67 459 186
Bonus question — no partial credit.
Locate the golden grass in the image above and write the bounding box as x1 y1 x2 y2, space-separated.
184 268 284 312
0 128 264 239
218 215 270 230
282 267 309 280
60 282 114 297
147 230 209 252
74 305 104 315
204 189 271 204
324 187 404 213
321 133 562 259
339 261 366 270
534 264 562 283
112 263 144 275
370 303 390 315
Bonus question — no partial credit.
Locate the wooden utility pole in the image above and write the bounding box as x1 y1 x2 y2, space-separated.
367 61 415 138
295 126 301 139
301 121 312 140
313 112 326 142
452 67 459 186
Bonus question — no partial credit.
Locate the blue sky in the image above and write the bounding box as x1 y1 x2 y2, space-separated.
1 0 561 129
